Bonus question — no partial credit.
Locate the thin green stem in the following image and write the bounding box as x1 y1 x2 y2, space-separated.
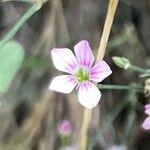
0 0 48 49
98 84 143 91
130 65 150 74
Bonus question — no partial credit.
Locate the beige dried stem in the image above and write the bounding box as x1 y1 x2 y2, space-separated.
79 0 119 150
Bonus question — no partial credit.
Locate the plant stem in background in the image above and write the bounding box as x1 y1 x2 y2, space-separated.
96 0 119 61
79 109 92 150
130 65 150 74
79 0 119 149
0 0 48 49
98 84 143 91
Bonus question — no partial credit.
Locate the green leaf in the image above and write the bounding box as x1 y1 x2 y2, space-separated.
0 41 24 94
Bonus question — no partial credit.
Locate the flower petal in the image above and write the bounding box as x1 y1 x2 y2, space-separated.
145 104 150 110
49 75 77 93
51 48 78 74
74 40 94 68
78 81 101 109
90 61 112 82
142 116 150 130
145 110 150 116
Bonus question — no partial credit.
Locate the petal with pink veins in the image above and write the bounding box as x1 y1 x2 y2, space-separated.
74 40 94 68
51 48 78 74
49 75 77 93
90 61 112 82
78 81 101 109
142 116 150 130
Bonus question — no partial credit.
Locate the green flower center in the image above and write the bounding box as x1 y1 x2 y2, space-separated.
75 68 89 82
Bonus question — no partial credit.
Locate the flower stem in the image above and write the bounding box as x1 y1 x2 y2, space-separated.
98 84 143 91
130 65 150 74
80 0 119 149
0 0 48 49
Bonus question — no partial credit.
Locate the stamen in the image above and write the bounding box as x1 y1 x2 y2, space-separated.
75 68 89 82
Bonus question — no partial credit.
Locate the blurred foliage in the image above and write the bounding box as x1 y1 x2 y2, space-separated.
23 56 49 70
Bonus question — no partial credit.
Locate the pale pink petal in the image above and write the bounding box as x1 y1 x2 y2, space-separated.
51 48 78 74
142 116 150 130
145 104 150 110
144 104 150 115
145 109 150 116
74 40 94 68
90 61 112 82
78 81 101 109
49 75 77 93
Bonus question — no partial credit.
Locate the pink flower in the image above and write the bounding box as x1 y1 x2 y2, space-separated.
49 40 112 108
142 104 150 130
58 119 72 136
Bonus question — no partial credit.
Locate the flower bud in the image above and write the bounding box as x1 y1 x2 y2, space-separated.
112 56 130 69
58 119 72 136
